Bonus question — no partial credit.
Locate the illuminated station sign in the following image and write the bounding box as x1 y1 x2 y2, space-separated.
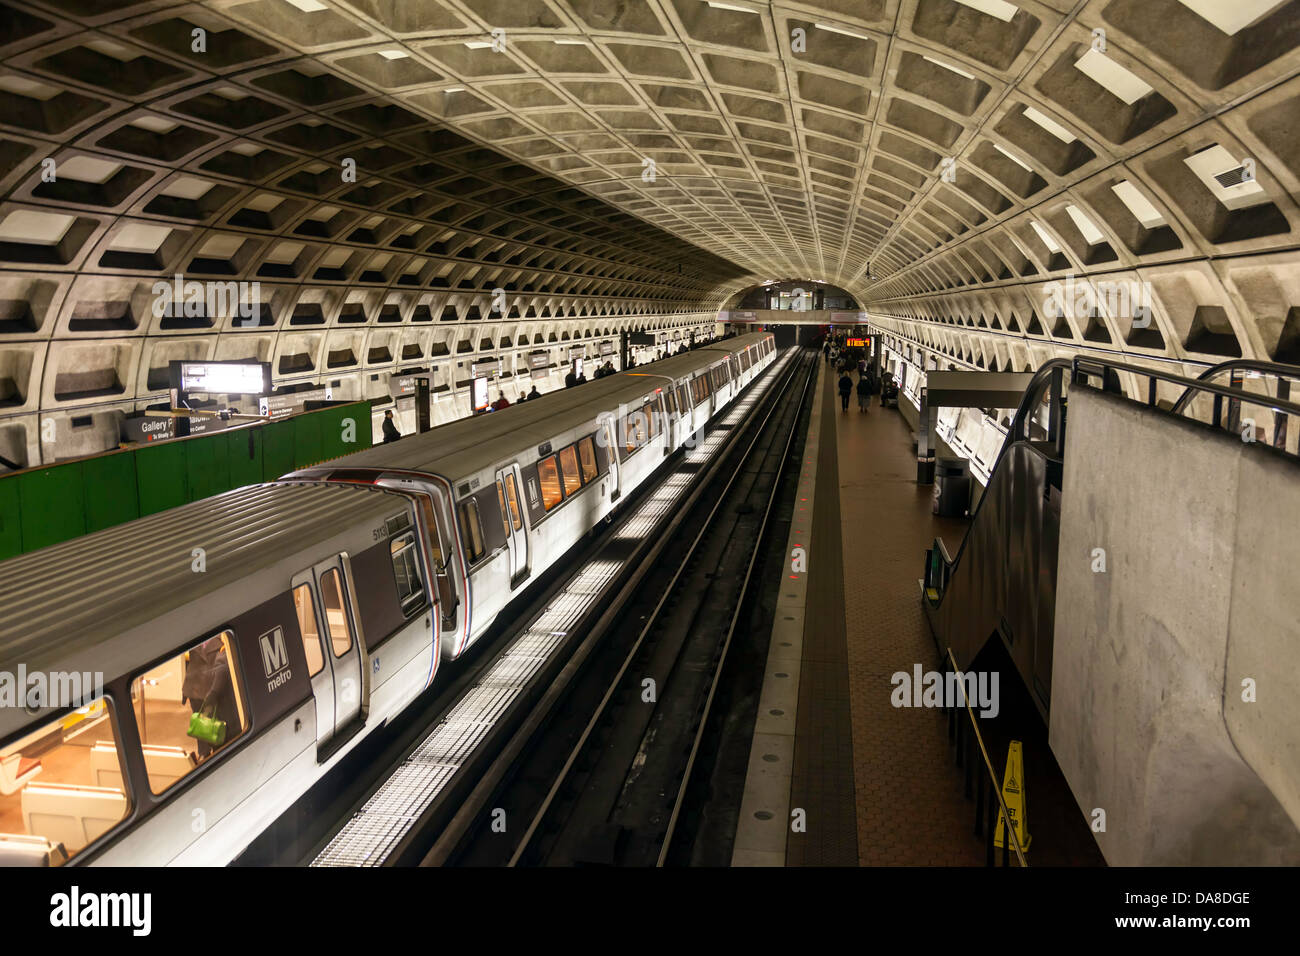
170 361 271 395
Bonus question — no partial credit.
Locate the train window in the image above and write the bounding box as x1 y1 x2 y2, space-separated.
459 498 488 558
320 569 353 658
578 437 598 482
558 445 582 495
390 531 427 617
0 698 130 864
537 456 564 511
504 474 523 531
132 630 248 794
645 401 659 439
294 584 325 678
663 389 676 416
677 384 691 412
496 481 511 539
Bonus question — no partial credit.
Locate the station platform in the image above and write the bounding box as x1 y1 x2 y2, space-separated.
786 363 979 866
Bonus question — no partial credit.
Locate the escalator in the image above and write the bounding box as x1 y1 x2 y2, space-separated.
919 353 1300 865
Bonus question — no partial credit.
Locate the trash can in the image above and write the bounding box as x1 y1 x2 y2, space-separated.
932 457 971 517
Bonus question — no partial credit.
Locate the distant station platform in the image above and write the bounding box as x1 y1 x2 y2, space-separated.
734 360 1105 867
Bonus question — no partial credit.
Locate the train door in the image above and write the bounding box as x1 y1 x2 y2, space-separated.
402 487 461 637
657 393 671 456
603 417 621 501
292 553 367 759
496 465 529 587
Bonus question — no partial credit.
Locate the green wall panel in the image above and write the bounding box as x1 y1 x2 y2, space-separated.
18 464 86 553
0 402 371 560
261 418 297 481
186 432 229 502
226 427 262 488
135 441 189 517
293 411 323 470
83 452 139 533
0 475 21 561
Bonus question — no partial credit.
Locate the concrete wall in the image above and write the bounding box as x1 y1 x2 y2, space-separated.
1051 388 1300 865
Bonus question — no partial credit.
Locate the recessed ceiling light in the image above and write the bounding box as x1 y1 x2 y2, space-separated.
1175 0 1287 36
922 56 975 80
284 0 328 11
1111 180 1166 229
1030 220 1062 254
707 1 757 12
993 143 1033 171
464 40 493 49
1022 106 1076 143
552 39 588 44
1073 48 1153 105
814 22 872 40
1066 205 1106 245
379 49 409 59
953 0 1019 22
444 86 466 93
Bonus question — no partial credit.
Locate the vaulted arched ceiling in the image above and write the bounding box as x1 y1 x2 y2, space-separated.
1 0 1298 467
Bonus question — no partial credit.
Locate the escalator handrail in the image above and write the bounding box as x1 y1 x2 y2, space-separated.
929 358 1072 593
1168 358 1300 417
1074 356 1300 419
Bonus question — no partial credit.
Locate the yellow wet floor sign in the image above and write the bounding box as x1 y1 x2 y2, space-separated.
994 740 1031 852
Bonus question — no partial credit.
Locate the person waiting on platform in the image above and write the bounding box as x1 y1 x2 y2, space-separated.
838 371 853 412
491 392 510 411
823 341 831 363
382 409 401 443
856 372 872 413
565 368 577 388
528 384 541 400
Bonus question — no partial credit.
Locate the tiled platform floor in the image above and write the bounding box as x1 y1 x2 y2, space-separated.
788 363 983 866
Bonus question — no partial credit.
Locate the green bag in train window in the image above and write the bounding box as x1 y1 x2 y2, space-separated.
187 705 227 747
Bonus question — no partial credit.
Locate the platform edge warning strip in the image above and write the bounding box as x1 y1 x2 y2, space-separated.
730 361 822 866
785 366 859 866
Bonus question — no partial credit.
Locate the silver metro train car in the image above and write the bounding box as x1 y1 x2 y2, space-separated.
0 332 776 866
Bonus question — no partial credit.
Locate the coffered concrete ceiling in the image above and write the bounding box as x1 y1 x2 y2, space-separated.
1 0 1299 465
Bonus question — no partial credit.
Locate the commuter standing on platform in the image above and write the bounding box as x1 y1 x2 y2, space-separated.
565 368 577 388
528 384 541 401
382 409 401 443
856 372 871 413
838 371 853 412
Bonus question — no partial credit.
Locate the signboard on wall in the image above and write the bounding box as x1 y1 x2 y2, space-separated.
471 358 500 377
829 311 868 323
528 350 549 380
599 340 614 356
121 414 175 444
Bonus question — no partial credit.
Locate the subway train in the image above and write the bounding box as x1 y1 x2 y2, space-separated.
0 332 777 866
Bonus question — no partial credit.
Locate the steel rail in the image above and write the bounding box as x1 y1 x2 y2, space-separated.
502 352 814 866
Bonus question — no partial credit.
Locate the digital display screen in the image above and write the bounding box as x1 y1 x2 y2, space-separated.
472 376 489 412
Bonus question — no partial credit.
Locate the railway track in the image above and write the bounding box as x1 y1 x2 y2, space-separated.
248 347 801 865
435 350 816 866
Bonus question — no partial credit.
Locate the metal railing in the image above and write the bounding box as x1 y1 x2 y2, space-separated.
1167 358 1300 451
943 648 1028 867
1074 356 1300 458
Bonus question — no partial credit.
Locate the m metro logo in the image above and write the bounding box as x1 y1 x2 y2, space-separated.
259 626 292 693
